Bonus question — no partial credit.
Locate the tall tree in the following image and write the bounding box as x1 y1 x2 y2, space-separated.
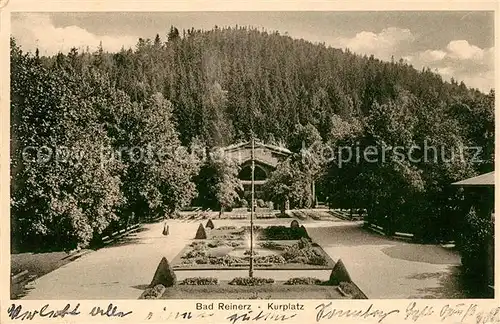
194 149 242 215
11 40 123 250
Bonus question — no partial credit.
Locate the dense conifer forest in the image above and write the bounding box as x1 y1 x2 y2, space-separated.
10 26 494 252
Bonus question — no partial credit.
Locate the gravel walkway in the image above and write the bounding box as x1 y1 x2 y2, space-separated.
19 214 464 299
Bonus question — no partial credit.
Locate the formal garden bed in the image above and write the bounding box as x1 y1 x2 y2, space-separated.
143 276 363 299
171 222 334 270
204 223 310 241
142 252 366 300
159 280 349 299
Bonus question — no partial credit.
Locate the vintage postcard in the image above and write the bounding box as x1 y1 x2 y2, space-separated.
1 1 498 323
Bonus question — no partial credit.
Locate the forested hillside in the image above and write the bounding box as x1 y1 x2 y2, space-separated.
10 26 494 251
24 26 493 147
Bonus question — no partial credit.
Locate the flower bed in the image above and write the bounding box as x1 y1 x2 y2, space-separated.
170 224 331 270
208 225 308 241
140 284 166 299
179 277 219 285
228 277 275 286
157 280 360 299
172 238 332 270
284 277 322 285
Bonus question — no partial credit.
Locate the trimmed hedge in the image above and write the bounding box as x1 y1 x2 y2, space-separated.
261 226 309 240
141 284 166 299
195 223 207 239
206 219 215 229
150 257 177 288
329 259 352 285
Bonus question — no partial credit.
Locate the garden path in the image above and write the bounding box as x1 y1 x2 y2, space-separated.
19 213 463 299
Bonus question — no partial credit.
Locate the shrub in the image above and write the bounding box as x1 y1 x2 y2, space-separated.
179 277 219 285
242 225 263 231
259 241 285 250
297 237 312 249
290 220 300 228
289 256 308 264
266 201 274 210
300 225 309 237
209 255 245 266
230 241 242 248
184 241 209 258
329 259 352 285
244 249 259 256
284 277 321 285
150 257 177 287
456 208 494 292
229 277 275 286
257 199 266 208
141 284 166 299
183 249 208 259
281 239 327 265
308 254 328 265
190 241 207 248
254 255 286 264
207 240 227 248
261 226 309 240
195 223 207 239
218 225 237 230
195 257 209 264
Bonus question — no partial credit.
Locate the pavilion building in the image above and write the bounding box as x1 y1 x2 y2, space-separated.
222 140 292 200
452 171 495 296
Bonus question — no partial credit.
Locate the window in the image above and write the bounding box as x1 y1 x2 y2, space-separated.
239 164 267 181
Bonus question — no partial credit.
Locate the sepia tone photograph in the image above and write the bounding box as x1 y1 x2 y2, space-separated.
8 10 495 301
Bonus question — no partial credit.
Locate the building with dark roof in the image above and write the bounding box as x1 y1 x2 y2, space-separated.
222 140 292 200
452 171 495 296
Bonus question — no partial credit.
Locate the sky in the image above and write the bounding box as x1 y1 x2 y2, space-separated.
11 11 495 92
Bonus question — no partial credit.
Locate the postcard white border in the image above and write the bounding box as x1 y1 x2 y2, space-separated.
1 1 499 324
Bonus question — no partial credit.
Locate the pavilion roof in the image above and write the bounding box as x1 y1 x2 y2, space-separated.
222 140 292 155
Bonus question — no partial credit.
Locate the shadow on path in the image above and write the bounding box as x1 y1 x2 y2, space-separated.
307 223 394 247
406 265 468 299
381 244 460 265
